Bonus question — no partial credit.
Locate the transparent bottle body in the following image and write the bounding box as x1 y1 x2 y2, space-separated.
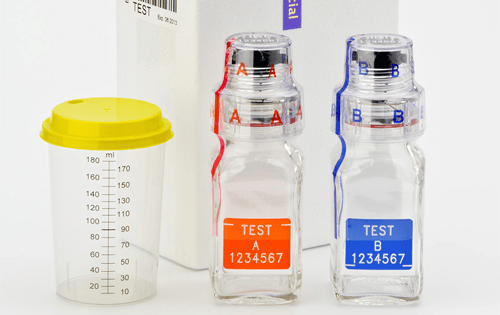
331 34 426 305
48 144 165 305
210 139 303 304
330 140 425 305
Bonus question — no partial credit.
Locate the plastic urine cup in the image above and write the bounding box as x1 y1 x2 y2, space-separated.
40 98 173 305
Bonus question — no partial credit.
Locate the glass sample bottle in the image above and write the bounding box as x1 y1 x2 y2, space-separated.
210 32 304 305
331 34 426 305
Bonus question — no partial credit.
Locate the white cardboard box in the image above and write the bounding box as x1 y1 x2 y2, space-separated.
116 0 399 269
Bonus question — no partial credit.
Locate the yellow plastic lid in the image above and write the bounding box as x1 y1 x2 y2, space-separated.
40 98 174 150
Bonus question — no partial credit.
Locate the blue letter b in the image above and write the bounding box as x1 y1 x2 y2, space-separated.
359 62 368 75
353 109 362 122
392 64 399 77
393 110 404 123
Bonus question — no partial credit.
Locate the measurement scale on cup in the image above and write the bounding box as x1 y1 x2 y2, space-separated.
86 152 133 298
101 154 117 295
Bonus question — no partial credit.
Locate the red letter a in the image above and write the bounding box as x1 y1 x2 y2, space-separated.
229 109 241 123
268 64 276 78
297 106 302 119
236 62 248 76
271 110 282 125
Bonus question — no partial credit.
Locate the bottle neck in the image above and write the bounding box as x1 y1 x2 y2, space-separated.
225 63 293 93
348 61 415 94
226 138 288 152
345 139 416 152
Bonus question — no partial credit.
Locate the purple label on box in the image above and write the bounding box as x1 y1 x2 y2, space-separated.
283 0 302 30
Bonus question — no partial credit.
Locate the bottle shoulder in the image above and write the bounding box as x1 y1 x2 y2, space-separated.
335 141 424 179
213 140 303 177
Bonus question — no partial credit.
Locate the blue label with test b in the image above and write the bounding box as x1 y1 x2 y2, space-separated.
345 219 413 270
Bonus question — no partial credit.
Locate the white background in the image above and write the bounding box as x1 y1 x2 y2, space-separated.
1 1 499 314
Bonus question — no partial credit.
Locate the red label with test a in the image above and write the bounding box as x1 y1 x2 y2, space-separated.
223 218 291 270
